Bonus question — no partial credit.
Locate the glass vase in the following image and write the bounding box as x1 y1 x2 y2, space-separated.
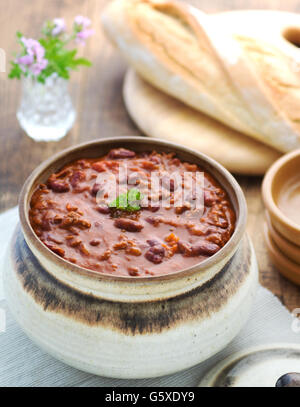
17 73 76 142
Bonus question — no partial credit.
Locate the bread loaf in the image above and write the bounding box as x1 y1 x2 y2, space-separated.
101 0 300 152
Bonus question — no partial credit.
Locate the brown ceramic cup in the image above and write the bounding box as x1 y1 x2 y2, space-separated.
262 149 300 246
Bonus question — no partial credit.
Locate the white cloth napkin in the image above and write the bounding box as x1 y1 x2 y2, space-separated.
0 207 299 387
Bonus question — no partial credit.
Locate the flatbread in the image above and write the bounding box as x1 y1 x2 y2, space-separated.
123 69 280 175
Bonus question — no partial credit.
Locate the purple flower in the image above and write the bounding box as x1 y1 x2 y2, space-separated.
52 18 66 36
17 54 34 66
18 37 48 76
76 28 94 45
31 59 48 76
74 15 94 45
21 37 45 58
74 15 91 29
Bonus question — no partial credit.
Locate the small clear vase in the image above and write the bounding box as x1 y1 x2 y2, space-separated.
17 73 76 142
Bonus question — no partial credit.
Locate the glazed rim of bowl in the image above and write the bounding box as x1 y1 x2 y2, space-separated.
19 136 247 283
262 149 300 235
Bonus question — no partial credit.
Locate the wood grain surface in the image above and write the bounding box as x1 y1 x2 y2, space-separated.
0 0 299 311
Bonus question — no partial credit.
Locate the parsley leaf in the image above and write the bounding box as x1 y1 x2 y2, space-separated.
109 189 142 211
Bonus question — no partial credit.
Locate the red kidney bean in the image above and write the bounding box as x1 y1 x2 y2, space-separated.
145 245 165 264
108 148 136 159
96 206 111 214
191 242 220 256
162 176 176 192
48 180 70 193
90 239 101 246
41 217 51 231
77 159 90 169
146 239 161 247
146 206 160 212
91 183 102 196
177 241 191 256
178 241 220 257
114 218 144 232
70 170 86 188
145 216 161 226
204 190 216 207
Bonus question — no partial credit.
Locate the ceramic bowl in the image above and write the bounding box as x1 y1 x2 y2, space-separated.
263 222 300 286
265 212 300 265
4 137 258 378
262 149 300 246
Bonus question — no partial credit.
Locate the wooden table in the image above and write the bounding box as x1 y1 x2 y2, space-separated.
1 0 299 311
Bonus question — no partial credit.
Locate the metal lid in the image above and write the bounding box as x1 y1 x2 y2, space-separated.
199 343 300 387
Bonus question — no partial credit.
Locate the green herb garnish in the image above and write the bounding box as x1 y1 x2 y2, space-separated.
109 188 142 211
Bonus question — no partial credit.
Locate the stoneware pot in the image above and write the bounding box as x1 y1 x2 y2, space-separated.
4 137 258 379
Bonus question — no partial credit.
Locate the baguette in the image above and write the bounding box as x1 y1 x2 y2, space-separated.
101 0 300 152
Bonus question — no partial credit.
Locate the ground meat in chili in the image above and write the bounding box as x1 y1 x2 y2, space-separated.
29 149 236 277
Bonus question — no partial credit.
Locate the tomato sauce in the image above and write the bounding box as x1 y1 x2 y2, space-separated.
29 148 235 277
